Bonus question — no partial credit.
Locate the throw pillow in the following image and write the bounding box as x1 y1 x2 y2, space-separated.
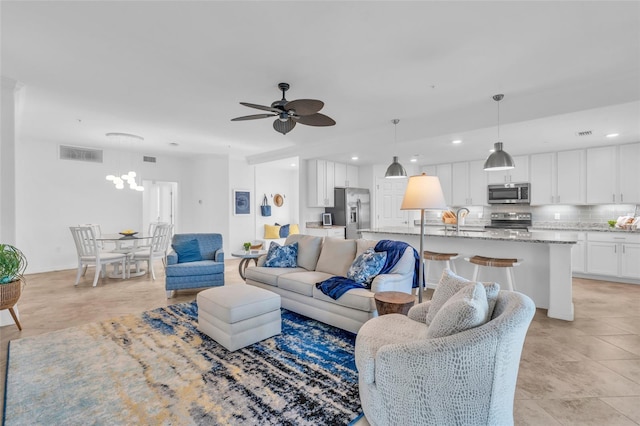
425 269 500 325
289 224 300 235
347 248 387 285
264 241 299 268
279 224 290 238
264 224 281 239
171 238 202 263
426 282 489 339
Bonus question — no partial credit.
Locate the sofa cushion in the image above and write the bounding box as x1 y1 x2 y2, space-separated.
165 260 223 277
426 282 489 339
425 269 500 325
171 238 202 263
355 239 377 258
313 286 376 313
264 242 298 268
278 271 333 296
347 248 387 284
284 234 323 271
315 238 357 276
245 266 307 287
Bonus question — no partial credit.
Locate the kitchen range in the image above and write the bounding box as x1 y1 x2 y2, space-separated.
485 212 532 230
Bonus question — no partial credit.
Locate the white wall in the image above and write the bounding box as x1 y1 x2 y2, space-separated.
15 137 213 273
254 164 299 242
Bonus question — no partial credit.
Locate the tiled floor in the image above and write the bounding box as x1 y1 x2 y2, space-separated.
1 260 639 424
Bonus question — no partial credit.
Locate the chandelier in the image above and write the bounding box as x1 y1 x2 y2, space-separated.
105 132 145 191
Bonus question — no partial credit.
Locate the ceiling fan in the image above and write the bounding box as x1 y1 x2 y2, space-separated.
231 82 336 135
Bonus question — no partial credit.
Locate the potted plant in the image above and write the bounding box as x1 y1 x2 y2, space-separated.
0 244 28 330
243 242 251 252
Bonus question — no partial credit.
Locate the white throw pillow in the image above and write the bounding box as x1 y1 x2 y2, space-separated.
425 269 500 325
426 282 489 339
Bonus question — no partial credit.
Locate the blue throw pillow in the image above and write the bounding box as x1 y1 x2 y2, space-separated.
172 239 202 263
264 241 298 268
347 248 387 285
279 224 290 238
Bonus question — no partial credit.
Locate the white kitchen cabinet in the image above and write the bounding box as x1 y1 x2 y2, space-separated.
305 227 345 238
556 150 586 204
486 155 529 184
307 159 335 207
586 146 616 204
586 232 640 279
572 233 586 273
530 150 585 205
334 162 359 188
422 164 452 206
618 143 640 204
451 160 487 206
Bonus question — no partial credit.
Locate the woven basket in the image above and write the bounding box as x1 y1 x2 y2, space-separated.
0 279 23 310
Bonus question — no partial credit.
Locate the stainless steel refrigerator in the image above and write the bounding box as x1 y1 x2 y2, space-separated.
325 188 370 239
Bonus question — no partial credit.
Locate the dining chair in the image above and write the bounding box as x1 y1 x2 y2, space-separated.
69 226 128 287
131 223 174 280
132 222 169 253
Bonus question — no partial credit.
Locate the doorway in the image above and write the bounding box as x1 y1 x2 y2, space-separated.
375 177 410 228
142 180 177 233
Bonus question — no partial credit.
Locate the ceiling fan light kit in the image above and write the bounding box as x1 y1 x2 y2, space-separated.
231 82 336 135
385 119 407 178
484 94 515 171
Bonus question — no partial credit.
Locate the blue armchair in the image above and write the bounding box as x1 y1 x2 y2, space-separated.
165 233 225 297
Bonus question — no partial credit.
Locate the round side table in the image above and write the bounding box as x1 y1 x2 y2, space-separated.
231 250 267 280
374 291 415 316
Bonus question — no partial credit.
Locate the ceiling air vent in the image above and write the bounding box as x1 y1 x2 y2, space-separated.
59 145 103 163
576 130 592 137
143 156 156 163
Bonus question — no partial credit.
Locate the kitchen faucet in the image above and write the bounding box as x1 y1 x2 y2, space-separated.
456 207 470 230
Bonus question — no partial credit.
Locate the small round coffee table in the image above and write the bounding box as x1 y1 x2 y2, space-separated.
231 250 267 280
374 291 415 316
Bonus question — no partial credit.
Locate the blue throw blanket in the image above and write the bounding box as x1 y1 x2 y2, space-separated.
316 240 420 300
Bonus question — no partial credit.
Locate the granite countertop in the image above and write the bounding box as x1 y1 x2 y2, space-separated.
305 224 346 229
361 227 578 244
530 225 639 233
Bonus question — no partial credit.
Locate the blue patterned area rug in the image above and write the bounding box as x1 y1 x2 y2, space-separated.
3 302 362 425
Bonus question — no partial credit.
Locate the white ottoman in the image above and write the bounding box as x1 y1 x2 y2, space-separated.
197 285 281 351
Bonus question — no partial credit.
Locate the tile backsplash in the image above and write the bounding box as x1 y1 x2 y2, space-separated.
422 204 639 229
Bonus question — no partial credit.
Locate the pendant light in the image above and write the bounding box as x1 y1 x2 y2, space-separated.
484 94 515 171
385 119 407 178
105 133 145 191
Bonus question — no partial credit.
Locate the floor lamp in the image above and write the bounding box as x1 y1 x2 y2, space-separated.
400 173 448 303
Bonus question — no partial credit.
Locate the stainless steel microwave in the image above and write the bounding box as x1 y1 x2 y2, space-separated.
487 183 530 204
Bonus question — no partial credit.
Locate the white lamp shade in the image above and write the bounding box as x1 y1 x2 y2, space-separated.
400 173 448 210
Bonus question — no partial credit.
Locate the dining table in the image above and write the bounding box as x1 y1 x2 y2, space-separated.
97 233 154 278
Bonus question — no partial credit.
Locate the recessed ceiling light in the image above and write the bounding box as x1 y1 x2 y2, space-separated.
290 163 296 167
410 158 417 162
351 156 358 161
489 149 495 153
606 133 619 138
451 140 462 144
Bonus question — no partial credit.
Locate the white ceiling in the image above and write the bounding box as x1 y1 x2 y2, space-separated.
2 1 639 168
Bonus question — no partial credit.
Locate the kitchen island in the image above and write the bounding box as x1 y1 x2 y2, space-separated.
361 227 577 321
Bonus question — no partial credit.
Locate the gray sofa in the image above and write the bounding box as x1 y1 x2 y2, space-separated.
244 234 416 333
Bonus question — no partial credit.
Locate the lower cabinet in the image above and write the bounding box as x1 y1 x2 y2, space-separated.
571 233 586 273
305 227 345 238
586 233 640 279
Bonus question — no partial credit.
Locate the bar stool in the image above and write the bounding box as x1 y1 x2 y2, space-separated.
464 255 521 291
423 251 459 290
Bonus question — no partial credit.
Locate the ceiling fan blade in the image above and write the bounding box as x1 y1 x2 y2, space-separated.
273 118 296 135
285 99 324 116
294 113 336 127
240 102 281 114
231 113 275 121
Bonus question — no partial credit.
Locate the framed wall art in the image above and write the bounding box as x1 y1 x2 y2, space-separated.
233 189 251 215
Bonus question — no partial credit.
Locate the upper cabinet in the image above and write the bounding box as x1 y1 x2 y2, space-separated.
451 160 487 206
586 143 640 204
334 162 359 188
618 143 640 204
422 164 452 206
530 150 585 205
307 159 335 207
486 155 529 184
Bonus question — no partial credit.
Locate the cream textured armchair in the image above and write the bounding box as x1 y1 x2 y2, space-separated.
355 287 535 425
